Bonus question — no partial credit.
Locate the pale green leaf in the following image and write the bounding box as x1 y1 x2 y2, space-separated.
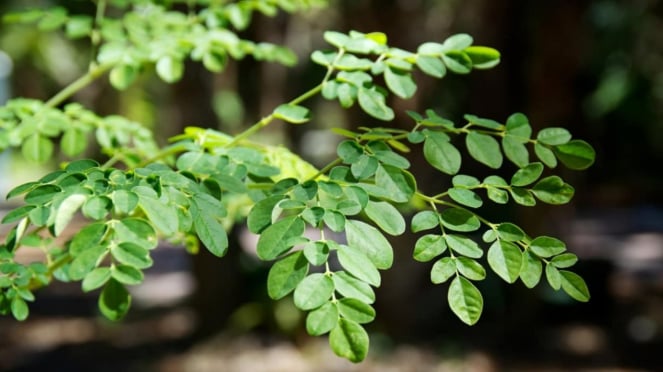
364 200 405 235
345 219 393 270
413 234 447 262
466 131 502 168
487 240 522 283
294 273 334 310
448 276 483 325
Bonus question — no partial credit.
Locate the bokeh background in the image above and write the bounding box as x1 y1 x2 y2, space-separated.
1 0 662 371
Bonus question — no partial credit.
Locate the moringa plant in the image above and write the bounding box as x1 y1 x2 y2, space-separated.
0 0 595 363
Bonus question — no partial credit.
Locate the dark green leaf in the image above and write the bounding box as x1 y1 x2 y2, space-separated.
464 46 500 69
448 276 483 325
1 205 35 224
323 210 346 232
111 264 143 285
337 140 364 163
247 195 285 234
505 113 531 141
191 195 229 257
70 222 107 255
452 175 481 187
294 273 334 310
257 216 305 260
466 131 502 168
136 191 178 236
370 165 415 203
329 318 369 363
553 140 595 170
267 251 309 300
114 218 158 250
98 279 131 321
442 51 472 74
440 208 480 232
511 162 544 187
487 240 522 283
25 184 62 205
413 234 447 262
351 155 378 180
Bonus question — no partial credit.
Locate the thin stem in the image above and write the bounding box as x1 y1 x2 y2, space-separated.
136 142 190 168
45 64 112 108
307 158 342 182
89 0 108 69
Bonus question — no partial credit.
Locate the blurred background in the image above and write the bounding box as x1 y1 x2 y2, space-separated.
1 0 662 371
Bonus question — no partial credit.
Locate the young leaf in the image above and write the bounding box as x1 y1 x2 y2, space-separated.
293 273 334 311
274 104 310 124
413 234 447 262
487 240 522 283
448 276 483 325
329 318 369 363
268 251 309 300
364 200 405 235
332 271 376 304
306 302 338 336
519 250 543 288
337 298 375 324
336 244 381 287
424 131 461 175
466 131 502 168
345 219 393 270
98 279 131 321
553 140 595 170
559 270 590 302
256 216 305 260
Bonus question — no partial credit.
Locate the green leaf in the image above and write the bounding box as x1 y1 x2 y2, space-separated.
274 104 310 124
416 55 446 78
70 222 107 255
53 194 87 236
337 298 375 324
156 56 184 83
411 210 439 233
537 127 572 146
413 234 447 262
28 206 50 226
502 135 529 168
345 219 393 270
114 218 158 250
1 205 35 224
448 276 483 325
440 208 480 232
482 229 497 243
531 176 575 205
530 236 566 258
69 244 107 281
65 15 93 39
370 165 415 203
496 223 525 242
6 181 39 200
424 131 461 175
98 279 131 321
364 200 405 235
111 190 138 215
294 273 334 311
332 271 375 304
323 210 346 232
464 114 503 130
510 188 536 206
534 143 557 168
551 253 578 268
448 188 483 208
464 46 500 69
545 264 562 290
442 51 472 74
553 140 595 170
336 244 381 287
337 140 364 163
136 191 178 236
111 243 152 269
247 195 285 234
487 240 522 283
25 184 62 205
505 113 531 141
520 250 543 288
511 162 544 187
452 175 481 187
431 257 456 284
82 267 111 292
466 131 502 169
61 129 87 157
384 67 416 99
445 234 482 258
455 257 486 281
303 241 329 266
82 196 112 220
306 302 338 336
191 194 229 257
560 270 590 302
267 251 309 300
330 318 369 363
442 34 474 51
111 264 143 285
357 86 394 121
486 187 509 204
351 155 378 180
109 64 138 90
257 216 305 260
11 296 29 321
